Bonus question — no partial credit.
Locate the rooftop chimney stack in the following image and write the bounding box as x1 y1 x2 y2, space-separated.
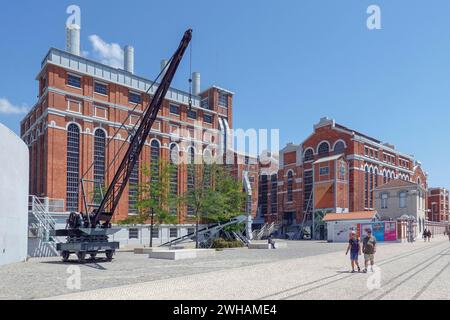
192 72 201 96
124 45 135 74
160 59 169 78
66 23 81 56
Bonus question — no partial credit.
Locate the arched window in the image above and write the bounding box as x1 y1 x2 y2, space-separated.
333 141 345 154
169 144 179 215
383 171 387 184
187 147 195 216
150 140 160 182
287 171 294 202
66 124 80 212
128 136 139 215
374 168 379 189
364 166 369 208
369 167 374 208
93 129 106 203
304 149 314 162
318 142 329 157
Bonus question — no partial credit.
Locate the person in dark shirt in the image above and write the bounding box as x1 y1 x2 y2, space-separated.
362 229 377 273
345 231 361 273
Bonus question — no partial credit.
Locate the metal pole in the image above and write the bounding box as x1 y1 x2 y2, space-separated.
150 208 154 247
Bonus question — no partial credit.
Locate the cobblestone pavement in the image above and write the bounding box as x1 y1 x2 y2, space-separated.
0 240 343 300
1 238 449 300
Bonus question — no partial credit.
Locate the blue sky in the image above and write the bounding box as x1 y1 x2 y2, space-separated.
0 0 449 189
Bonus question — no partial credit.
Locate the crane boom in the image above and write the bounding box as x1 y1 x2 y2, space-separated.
92 29 192 227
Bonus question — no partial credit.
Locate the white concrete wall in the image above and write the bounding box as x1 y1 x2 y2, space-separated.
0 123 29 266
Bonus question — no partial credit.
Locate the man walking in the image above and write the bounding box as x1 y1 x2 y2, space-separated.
362 229 376 273
345 231 361 273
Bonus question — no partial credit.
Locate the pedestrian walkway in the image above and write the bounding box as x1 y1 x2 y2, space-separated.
47 237 450 300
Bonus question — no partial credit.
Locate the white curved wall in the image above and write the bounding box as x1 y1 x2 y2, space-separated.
0 123 29 266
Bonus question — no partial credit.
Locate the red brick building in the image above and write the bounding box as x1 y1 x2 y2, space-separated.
20 36 254 223
275 117 428 235
427 187 449 223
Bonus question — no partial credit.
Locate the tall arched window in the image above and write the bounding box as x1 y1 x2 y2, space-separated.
93 129 106 191
333 141 345 154
67 124 80 212
374 168 379 189
187 147 195 216
364 166 369 208
369 167 374 208
150 140 160 182
169 144 179 215
128 135 139 215
287 171 293 202
383 171 387 184
318 142 329 157
304 149 314 162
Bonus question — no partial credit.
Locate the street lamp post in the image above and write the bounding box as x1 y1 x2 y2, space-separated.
149 208 154 247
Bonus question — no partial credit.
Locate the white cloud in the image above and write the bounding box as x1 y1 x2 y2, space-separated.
0 98 28 115
88 35 124 69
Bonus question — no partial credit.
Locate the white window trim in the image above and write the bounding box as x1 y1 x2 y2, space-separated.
93 105 108 119
66 99 81 114
94 81 108 96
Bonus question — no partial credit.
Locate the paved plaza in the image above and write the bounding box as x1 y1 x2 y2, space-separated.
0 238 449 300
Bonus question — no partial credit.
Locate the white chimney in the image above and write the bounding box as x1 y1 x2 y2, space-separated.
124 45 134 74
160 59 169 78
66 24 81 56
192 72 201 96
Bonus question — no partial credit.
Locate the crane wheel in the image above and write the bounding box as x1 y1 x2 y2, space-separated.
105 250 114 261
77 252 86 263
62 251 70 262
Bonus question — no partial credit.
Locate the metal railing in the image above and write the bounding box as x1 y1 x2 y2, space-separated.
28 196 60 242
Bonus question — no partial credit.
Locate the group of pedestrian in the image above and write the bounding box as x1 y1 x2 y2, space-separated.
422 228 432 242
345 229 376 273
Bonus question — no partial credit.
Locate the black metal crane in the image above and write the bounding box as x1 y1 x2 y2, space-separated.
53 29 193 263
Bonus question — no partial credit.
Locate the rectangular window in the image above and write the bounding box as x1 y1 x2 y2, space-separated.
201 97 210 109
67 74 81 88
129 91 141 104
170 124 180 137
94 82 108 95
399 192 407 208
218 92 228 108
129 228 139 239
152 120 161 131
169 104 180 115
319 167 329 175
94 105 108 119
381 193 388 209
170 228 178 238
203 114 213 124
187 109 197 119
151 227 159 238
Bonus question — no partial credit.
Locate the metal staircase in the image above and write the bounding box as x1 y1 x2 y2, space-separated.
28 196 57 241
28 196 60 257
252 221 280 240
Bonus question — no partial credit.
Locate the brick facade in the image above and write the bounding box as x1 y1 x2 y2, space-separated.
20 48 256 223
427 187 449 222
274 117 428 229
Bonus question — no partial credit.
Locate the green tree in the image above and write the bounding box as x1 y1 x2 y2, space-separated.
118 160 179 247
181 163 246 248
